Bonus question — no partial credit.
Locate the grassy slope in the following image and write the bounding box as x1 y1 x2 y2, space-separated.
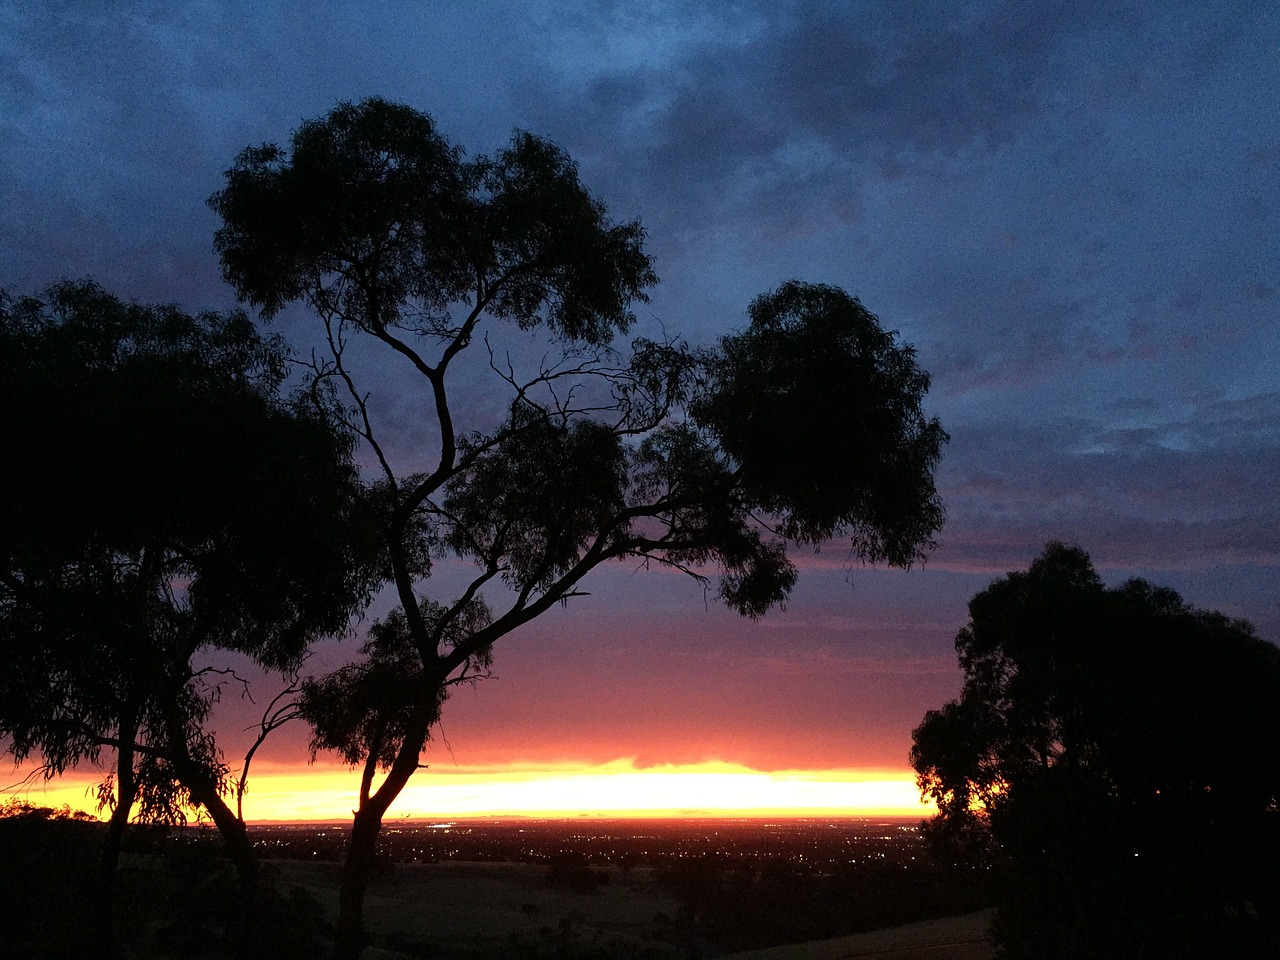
716 910 994 960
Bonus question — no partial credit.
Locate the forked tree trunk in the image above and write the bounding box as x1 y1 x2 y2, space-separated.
330 709 435 960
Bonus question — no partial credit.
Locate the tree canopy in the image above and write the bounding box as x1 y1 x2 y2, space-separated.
0 280 380 953
911 542 1280 959
0 279 376 762
211 96 948 959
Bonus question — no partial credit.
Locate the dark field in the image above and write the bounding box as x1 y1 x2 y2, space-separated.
2 813 992 959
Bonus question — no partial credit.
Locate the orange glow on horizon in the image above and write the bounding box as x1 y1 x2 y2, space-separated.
5 759 933 823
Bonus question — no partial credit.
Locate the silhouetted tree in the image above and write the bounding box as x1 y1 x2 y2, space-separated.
911 542 1280 959
210 96 948 959
0 281 380 955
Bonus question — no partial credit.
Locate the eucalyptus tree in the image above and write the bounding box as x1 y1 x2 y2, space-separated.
211 96 948 958
0 281 379 954
912 543 1280 958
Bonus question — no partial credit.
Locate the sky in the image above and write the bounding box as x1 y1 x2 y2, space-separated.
3 0 1278 820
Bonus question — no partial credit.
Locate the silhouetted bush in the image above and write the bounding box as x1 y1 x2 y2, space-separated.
547 853 610 894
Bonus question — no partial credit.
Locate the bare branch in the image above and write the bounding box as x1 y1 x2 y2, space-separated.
192 666 255 703
235 669 305 821
321 311 397 486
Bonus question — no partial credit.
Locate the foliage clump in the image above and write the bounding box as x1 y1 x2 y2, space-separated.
912 542 1280 958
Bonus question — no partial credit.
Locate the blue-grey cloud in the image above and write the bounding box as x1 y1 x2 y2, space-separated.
937 391 1280 572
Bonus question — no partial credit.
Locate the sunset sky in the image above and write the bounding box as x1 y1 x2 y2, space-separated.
3 1 1278 821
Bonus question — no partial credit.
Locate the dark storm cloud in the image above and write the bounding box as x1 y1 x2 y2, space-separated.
527 1 1260 231
739 4 1066 155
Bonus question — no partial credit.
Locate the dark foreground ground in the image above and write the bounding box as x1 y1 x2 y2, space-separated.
275 858 994 960
1 811 992 959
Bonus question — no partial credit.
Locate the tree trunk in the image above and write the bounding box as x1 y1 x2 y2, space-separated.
161 702 265 959
182 770 264 958
332 807 383 960
330 707 436 960
95 714 138 960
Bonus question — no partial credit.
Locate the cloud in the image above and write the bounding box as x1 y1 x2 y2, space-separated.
524 3 1174 219
4 0 1278 785
935 393 1280 571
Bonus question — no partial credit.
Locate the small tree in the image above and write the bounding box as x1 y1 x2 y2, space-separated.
0 281 379 954
911 542 1280 959
210 97 948 958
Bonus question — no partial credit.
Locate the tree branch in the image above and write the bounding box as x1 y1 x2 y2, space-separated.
236 674 304 821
